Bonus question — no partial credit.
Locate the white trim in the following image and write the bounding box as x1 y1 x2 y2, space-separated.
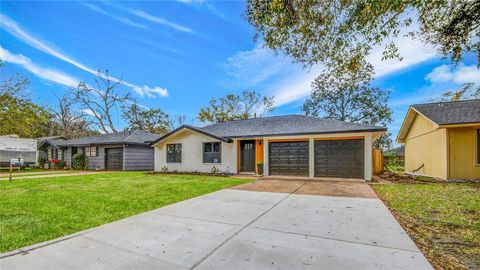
263 138 269 176
364 134 373 181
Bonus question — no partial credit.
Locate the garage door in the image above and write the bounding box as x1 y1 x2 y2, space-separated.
314 139 364 178
269 141 309 176
105 148 123 170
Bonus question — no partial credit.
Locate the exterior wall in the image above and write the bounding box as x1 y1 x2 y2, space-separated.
448 126 480 179
123 145 154 171
404 114 448 179
87 146 106 170
154 130 236 173
63 147 72 167
254 139 264 174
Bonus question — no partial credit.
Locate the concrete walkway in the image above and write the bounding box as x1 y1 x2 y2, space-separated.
0 180 432 270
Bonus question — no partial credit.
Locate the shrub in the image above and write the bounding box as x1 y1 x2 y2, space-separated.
38 156 47 168
211 166 220 174
72 153 88 170
53 160 66 169
384 151 404 173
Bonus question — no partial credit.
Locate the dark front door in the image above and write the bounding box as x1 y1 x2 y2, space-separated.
240 140 256 172
105 148 123 171
269 141 309 176
71 147 77 160
314 139 364 178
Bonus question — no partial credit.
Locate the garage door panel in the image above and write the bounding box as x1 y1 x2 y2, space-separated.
269 141 309 176
314 139 364 179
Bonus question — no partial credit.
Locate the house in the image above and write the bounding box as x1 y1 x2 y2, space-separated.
43 130 160 171
0 135 37 167
36 136 67 163
150 115 386 180
397 99 480 179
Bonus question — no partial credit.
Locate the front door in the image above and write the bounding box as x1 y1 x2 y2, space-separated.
240 140 255 172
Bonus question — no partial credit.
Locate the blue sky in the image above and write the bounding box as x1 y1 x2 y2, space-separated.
1 1 479 142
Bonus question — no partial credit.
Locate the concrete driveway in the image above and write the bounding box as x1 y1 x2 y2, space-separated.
0 180 432 270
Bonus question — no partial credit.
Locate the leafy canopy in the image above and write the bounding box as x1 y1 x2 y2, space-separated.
198 90 274 123
0 64 52 137
246 0 480 73
123 103 170 134
303 61 393 149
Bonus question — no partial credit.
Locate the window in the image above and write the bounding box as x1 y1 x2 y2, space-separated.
85 146 97 157
167 144 182 163
58 149 63 161
477 129 480 165
203 142 221 163
47 149 53 160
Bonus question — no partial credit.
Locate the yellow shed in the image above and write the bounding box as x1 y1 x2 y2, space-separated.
397 99 480 180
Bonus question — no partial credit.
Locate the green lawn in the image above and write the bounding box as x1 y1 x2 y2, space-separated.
0 172 249 253
372 183 480 270
0 167 51 174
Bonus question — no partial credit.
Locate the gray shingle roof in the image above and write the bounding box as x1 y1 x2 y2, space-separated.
57 130 160 147
152 115 385 145
199 115 385 138
412 99 480 125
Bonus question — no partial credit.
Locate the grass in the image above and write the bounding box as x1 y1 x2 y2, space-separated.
372 183 480 269
0 172 250 253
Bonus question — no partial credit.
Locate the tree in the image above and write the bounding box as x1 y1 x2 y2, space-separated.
52 94 98 138
199 90 275 123
71 70 132 134
246 0 480 74
0 64 52 137
303 62 393 149
168 114 187 130
123 103 170 134
432 82 480 102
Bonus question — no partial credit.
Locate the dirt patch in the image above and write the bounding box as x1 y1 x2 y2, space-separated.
232 179 378 199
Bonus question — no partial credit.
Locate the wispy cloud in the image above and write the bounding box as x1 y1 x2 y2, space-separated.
81 2 146 29
426 64 480 84
123 8 193 33
0 46 80 87
0 14 169 98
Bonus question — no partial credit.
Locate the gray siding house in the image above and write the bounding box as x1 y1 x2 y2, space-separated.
41 130 159 171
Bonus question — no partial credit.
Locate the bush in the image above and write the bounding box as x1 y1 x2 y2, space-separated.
38 156 47 168
384 151 404 172
53 160 66 169
72 153 88 170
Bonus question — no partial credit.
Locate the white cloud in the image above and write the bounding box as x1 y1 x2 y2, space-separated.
125 9 193 33
0 14 168 98
133 85 169 98
0 46 79 87
82 3 146 29
82 108 96 117
426 64 480 84
224 45 297 86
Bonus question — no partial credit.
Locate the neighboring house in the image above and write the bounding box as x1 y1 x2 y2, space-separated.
397 99 480 179
0 134 37 167
150 115 386 180
46 130 160 171
37 136 67 162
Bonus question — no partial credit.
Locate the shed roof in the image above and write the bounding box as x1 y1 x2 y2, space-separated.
57 130 160 147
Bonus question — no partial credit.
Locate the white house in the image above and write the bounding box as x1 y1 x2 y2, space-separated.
150 115 386 180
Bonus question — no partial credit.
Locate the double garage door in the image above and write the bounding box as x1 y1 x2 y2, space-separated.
269 139 364 179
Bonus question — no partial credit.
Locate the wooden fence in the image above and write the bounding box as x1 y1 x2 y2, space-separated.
372 149 384 175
